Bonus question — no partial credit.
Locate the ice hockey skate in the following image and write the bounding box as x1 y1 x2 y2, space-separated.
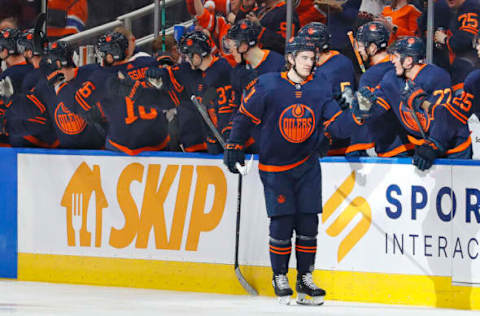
295 272 326 305
272 274 293 305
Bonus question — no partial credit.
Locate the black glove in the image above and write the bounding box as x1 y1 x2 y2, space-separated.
145 67 164 89
351 87 376 120
334 86 354 111
106 71 137 97
80 104 103 124
401 83 427 112
413 139 444 171
223 142 245 174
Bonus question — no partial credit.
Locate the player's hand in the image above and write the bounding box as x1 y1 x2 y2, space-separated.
145 67 164 89
107 71 136 96
0 76 14 99
401 85 428 112
335 86 354 110
224 142 245 174
81 104 103 124
413 139 443 171
434 30 447 45
351 87 376 120
246 12 261 27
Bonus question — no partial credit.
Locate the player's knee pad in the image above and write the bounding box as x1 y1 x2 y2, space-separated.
269 215 295 240
294 213 319 237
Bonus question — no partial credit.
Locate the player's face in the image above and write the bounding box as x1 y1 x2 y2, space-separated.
357 42 368 62
294 51 315 77
186 53 202 69
0 48 7 60
446 0 464 8
391 52 404 76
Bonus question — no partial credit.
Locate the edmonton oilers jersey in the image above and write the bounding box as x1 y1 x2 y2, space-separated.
54 65 106 149
229 71 358 171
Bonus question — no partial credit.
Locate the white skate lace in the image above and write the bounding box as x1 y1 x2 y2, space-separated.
275 275 290 290
302 273 320 290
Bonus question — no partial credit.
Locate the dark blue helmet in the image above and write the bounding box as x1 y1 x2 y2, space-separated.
48 41 76 68
17 28 48 56
389 36 426 63
96 31 129 62
0 28 22 55
285 35 316 55
297 22 330 51
227 19 260 48
356 21 389 50
179 31 212 57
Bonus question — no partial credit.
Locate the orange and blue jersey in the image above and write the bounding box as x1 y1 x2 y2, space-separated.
47 0 88 39
453 69 480 120
72 56 173 155
314 50 362 155
0 61 35 146
51 65 105 149
230 49 284 94
229 71 360 171
359 57 410 157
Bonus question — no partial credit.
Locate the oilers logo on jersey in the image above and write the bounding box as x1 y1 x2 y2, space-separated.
279 103 315 143
398 101 429 133
54 102 87 135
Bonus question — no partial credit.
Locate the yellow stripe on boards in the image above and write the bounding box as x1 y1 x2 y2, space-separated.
18 253 480 310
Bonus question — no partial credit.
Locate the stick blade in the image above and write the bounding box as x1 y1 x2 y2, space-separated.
235 266 258 296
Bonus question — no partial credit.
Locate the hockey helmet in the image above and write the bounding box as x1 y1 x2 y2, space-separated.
389 36 426 64
17 28 48 56
226 19 261 48
285 35 316 56
356 21 389 50
96 31 129 62
179 31 212 58
297 22 330 51
0 28 22 55
48 41 76 68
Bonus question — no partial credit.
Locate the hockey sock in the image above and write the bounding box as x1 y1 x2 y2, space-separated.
295 235 317 274
269 237 292 275
269 215 295 275
294 213 318 274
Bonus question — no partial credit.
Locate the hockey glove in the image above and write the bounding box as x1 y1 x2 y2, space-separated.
223 142 245 174
0 76 14 99
107 71 137 97
334 86 355 111
351 87 376 120
413 139 444 171
145 67 164 89
402 85 428 112
81 104 103 124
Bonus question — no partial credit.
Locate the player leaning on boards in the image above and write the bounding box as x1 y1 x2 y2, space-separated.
223 35 363 305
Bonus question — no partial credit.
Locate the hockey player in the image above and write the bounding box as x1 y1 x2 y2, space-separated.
224 35 363 305
298 22 363 156
355 21 412 157
17 28 50 92
72 31 171 154
45 41 105 149
226 19 284 94
0 27 34 146
433 0 480 87
357 37 470 169
235 0 300 54
401 84 472 170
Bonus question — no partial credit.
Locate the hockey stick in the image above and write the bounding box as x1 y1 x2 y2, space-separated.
190 95 258 296
347 31 366 73
161 0 166 51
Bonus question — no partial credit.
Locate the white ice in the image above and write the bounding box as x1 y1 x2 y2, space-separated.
0 280 477 316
